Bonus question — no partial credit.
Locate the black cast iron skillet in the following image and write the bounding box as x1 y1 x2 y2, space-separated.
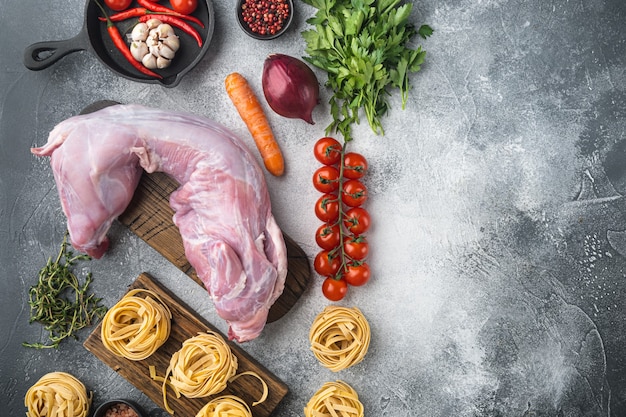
23 0 214 87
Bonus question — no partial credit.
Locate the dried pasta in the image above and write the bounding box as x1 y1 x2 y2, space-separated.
101 288 172 361
309 306 371 372
153 331 238 413
228 371 269 406
168 331 238 397
304 380 363 417
195 395 252 417
24 371 91 417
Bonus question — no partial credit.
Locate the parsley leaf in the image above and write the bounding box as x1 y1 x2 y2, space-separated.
301 0 433 141
419 24 434 39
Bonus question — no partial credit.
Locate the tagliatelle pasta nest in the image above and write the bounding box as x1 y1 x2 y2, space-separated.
309 306 371 372
304 380 364 417
151 331 238 413
195 395 252 417
101 288 172 361
24 371 91 417
167 331 238 398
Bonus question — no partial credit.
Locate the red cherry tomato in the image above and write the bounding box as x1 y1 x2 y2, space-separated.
170 0 198 14
104 0 132 11
314 251 341 276
342 179 368 207
343 152 368 179
315 223 341 251
313 166 340 193
343 236 369 260
314 137 342 165
322 277 348 301
314 193 339 222
343 207 371 235
342 262 370 286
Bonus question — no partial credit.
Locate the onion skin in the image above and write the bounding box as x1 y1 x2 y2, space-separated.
262 54 320 124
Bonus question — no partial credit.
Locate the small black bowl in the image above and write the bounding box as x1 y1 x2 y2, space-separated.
236 0 294 40
93 399 145 417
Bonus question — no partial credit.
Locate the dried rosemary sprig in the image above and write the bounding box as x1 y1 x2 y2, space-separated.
23 233 108 349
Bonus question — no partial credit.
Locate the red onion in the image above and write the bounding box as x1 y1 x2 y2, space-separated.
262 54 320 124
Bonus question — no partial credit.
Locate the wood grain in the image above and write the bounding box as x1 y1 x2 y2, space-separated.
118 171 311 323
84 272 288 417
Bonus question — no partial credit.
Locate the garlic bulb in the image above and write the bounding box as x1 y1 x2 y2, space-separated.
129 20 180 70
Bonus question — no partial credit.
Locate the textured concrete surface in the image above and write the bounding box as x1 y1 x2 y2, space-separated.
1 0 625 416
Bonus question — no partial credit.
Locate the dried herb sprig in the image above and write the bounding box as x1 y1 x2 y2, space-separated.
23 233 108 349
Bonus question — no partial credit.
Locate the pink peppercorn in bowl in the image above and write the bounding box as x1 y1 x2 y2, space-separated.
236 0 294 40
93 399 145 417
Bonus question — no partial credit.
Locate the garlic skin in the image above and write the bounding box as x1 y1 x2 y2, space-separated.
129 20 179 70
158 45 176 60
130 42 148 62
131 23 149 42
163 36 180 53
142 54 158 69
156 56 171 69
145 18 162 30
156 24 174 38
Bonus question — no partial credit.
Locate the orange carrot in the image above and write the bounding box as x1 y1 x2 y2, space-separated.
225 72 285 177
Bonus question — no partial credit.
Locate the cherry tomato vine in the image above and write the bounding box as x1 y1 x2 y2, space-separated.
312 137 371 301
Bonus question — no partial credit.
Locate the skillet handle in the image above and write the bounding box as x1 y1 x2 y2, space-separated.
23 32 89 71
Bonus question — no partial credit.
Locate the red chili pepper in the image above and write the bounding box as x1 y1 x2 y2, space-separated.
136 0 204 28
98 7 147 22
97 7 176 22
94 0 162 79
139 14 203 48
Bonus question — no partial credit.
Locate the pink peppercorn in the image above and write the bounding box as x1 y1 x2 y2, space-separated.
241 0 290 36
104 403 139 417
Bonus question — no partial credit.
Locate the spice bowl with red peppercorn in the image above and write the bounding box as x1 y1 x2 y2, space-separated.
236 0 294 40
93 399 146 417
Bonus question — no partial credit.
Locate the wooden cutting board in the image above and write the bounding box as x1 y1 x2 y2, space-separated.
117 171 310 323
84 272 289 417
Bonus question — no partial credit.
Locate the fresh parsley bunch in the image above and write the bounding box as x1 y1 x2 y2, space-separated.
302 0 433 142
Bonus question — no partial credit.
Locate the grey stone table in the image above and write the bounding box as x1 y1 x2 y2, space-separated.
1 0 625 416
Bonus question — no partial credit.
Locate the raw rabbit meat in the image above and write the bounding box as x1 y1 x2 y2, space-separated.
31 104 288 342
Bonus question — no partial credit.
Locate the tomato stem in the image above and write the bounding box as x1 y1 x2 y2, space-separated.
333 143 350 280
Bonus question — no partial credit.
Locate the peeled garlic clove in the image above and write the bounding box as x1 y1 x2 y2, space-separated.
131 23 149 42
163 35 180 52
158 44 176 60
142 54 158 69
156 56 171 69
145 18 162 30
130 41 148 62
